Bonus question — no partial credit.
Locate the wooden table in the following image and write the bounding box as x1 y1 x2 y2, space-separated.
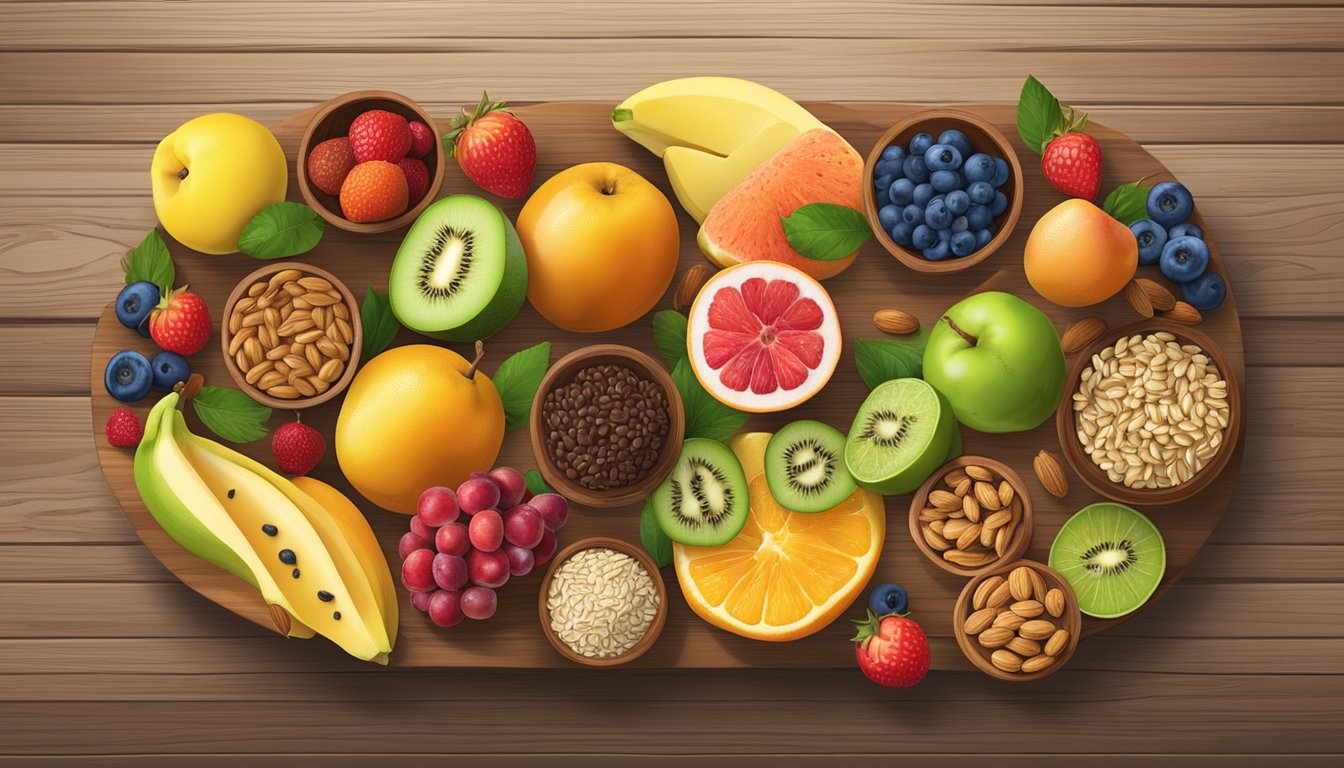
2 2 1341 764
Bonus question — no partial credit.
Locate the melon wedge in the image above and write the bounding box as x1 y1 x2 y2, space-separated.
697 129 864 281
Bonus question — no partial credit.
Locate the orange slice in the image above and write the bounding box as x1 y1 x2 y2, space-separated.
673 432 885 641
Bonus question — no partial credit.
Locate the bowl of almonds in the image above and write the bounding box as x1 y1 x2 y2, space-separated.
908 456 1033 577
954 560 1081 682
220 262 362 409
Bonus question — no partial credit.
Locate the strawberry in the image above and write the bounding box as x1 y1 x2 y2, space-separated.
1042 130 1102 201
149 287 211 356
271 419 325 476
852 610 930 688
105 408 143 448
445 92 536 199
306 137 356 196
340 160 409 223
408 120 434 159
348 109 412 164
396 157 430 206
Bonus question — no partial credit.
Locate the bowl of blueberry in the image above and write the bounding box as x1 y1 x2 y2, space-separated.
863 109 1024 273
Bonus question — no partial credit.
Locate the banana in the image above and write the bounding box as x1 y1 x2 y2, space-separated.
664 122 801 223
134 393 395 664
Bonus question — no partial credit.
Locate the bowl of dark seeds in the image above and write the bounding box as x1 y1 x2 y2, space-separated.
530 344 684 508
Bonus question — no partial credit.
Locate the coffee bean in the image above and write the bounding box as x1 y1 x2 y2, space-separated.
541 363 671 491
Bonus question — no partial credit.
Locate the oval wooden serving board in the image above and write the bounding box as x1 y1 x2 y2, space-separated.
91 102 1244 670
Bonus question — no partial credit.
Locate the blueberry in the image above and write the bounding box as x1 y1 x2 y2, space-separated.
925 198 954 230
945 190 970 216
1160 235 1210 283
908 131 934 156
962 153 995 184
873 173 894 191
930 169 961 194
888 177 916 206
912 224 938 250
1181 272 1226 311
950 230 977 257
136 314 153 339
105 350 153 403
881 145 905 163
991 157 1011 187
923 230 953 260
1130 219 1168 266
868 583 909 616
966 204 993 231
115 281 160 331
878 204 901 230
901 204 924 225
950 215 969 233
150 351 191 391
1168 222 1203 240
902 155 929 184
967 180 995 205
975 228 994 249
990 191 1008 217
874 159 900 179
924 143 963 172
937 129 973 158
1147 181 1195 228
912 182 935 207
890 221 915 248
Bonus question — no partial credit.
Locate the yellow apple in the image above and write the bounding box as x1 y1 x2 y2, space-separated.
151 113 288 255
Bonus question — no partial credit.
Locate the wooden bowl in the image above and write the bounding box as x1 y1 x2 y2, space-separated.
954 559 1081 682
538 536 668 667
908 455 1034 578
1055 319 1243 506
220 262 362 410
297 89 445 234
862 108 1024 274
529 344 684 509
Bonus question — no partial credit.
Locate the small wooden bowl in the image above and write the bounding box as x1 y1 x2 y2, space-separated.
1056 319 1243 506
908 455 1034 578
862 108 1024 274
538 536 668 667
220 262 363 410
954 559 1081 682
529 344 684 508
297 89 445 234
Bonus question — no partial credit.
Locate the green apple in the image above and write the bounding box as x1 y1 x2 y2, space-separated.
923 291 1064 433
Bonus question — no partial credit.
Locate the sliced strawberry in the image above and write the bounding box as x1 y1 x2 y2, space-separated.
775 297 824 331
707 287 761 334
775 330 824 368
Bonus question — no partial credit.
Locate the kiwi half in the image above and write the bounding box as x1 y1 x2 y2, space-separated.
765 420 856 513
1049 503 1166 619
844 378 954 495
389 194 527 342
653 438 749 546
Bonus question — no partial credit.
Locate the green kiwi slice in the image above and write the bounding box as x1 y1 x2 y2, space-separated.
844 378 954 495
653 438 749 547
765 420 856 513
1049 503 1166 619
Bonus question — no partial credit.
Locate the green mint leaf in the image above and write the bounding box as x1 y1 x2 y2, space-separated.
853 333 928 391
122 229 175 294
781 203 872 262
492 342 552 430
359 287 400 359
1101 179 1152 226
1016 74 1062 156
238 202 326 260
651 310 689 369
671 357 748 441
191 385 272 443
639 497 673 568
524 469 555 497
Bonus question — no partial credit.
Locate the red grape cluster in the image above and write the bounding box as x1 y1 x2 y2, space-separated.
400 467 569 627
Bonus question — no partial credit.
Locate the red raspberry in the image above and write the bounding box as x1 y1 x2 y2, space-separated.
149 289 211 357
271 421 326 476
348 109 412 163
408 120 435 158
105 408 143 447
396 157 430 206
1042 132 1103 201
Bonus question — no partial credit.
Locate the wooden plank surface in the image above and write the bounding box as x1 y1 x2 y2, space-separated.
0 0 1341 761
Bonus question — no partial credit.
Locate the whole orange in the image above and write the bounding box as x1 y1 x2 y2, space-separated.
339 160 408 223
1024 199 1138 307
517 162 679 332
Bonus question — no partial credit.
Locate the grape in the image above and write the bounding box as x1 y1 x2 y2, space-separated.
435 522 470 557
400 548 436 593
489 466 527 509
460 586 497 620
532 528 558 566
466 548 510 589
468 471 491 482
503 543 535 577
417 486 460 527
530 493 569 531
457 477 501 515
502 504 544 549
427 589 464 627
432 553 469 591
409 514 436 542
398 531 429 561
468 509 504 552
410 589 435 613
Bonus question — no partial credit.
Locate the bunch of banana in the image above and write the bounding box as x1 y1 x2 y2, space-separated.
135 392 397 664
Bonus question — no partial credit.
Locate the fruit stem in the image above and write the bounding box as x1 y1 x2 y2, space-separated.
177 168 189 181
942 315 978 347
464 340 486 380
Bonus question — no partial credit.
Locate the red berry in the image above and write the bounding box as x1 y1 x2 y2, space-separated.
489 466 527 509
432 553 469 591
271 421 325 476
503 543 535 577
460 585 497 620
417 486 460 527
532 528 558 566
149 288 211 357
530 493 569 531
427 589 464 627
410 589 435 613
409 514 435 543
1042 132 1102 201
398 531 429 561
401 548 436 593
408 120 434 158
457 477 500 515
435 522 470 557
466 548 510 589
396 157 430 207
446 93 536 199
339 160 409 223
306 137 356 196
503 504 544 549
468 508 504 552
105 408 143 447
348 109 412 163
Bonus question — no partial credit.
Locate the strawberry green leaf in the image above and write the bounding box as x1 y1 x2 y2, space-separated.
121 228 176 295
651 310 689 369
781 203 872 262
191 385 272 443
238 202 326 260
671 358 748 441
853 333 928 391
359 286 400 360
1017 74 1062 156
491 342 551 430
639 498 673 568
1102 179 1152 226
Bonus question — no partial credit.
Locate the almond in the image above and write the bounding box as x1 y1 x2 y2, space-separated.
1010 599 1044 618
943 549 994 567
991 649 1023 673
983 509 1012 531
929 490 961 510
997 480 1015 508
986 580 1013 608
963 607 997 635
972 576 1004 610
962 494 980 523
1134 277 1176 311
1006 636 1041 657
1021 654 1055 674
1060 316 1108 354
1164 301 1204 325
1028 569 1048 603
1019 619 1057 641
673 264 713 312
965 465 994 482
1045 628 1071 657
1045 588 1066 618
956 523 983 551
1034 450 1070 498
1008 566 1034 601
974 481 1002 511
921 526 951 552
873 308 920 336
942 518 971 540
992 611 1026 631
1124 279 1155 318
977 627 1015 648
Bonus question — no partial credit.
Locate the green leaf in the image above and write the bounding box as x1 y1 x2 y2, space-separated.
524 469 555 497
121 229 175 294
238 202 326 259
191 385 272 443
853 332 929 391
781 203 872 262
1016 74 1062 156
639 498 673 568
651 310 689 369
359 287 400 359
492 342 552 430
1101 179 1152 226
671 358 749 441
